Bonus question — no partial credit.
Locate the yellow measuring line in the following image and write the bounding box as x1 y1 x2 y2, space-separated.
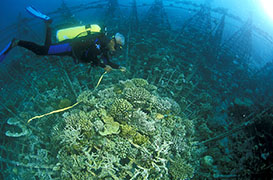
27 71 107 123
27 102 80 123
95 71 107 89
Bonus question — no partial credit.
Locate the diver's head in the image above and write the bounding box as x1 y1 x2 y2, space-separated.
114 33 125 47
108 33 125 53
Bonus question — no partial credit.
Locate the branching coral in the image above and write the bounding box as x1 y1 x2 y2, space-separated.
131 78 149 88
127 137 172 180
151 96 173 113
97 87 117 99
169 155 194 180
119 79 136 89
120 124 149 145
108 136 138 159
77 90 97 106
122 87 152 108
109 98 133 122
131 109 156 135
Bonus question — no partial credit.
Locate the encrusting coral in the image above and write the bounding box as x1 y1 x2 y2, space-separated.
51 78 198 179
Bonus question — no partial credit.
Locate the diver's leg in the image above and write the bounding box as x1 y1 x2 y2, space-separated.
44 22 52 47
47 43 72 56
0 39 19 62
1 39 49 62
18 41 49 55
25 6 51 22
18 40 72 57
25 6 53 46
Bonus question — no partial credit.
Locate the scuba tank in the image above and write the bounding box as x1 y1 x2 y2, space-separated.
56 24 101 42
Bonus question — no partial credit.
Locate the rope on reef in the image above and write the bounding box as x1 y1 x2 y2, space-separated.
95 71 107 89
27 102 80 123
27 71 107 123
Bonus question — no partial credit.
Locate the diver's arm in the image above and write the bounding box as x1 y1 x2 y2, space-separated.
92 56 115 72
101 52 120 69
97 58 107 68
106 60 120 69
103 60 126 72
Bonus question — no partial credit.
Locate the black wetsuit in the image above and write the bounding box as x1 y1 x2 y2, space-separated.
17 24 120 69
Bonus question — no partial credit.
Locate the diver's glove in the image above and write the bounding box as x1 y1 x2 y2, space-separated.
104 65 112 72
119 66 126 72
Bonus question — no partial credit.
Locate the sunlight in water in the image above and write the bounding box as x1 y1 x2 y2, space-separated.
261 0 273 20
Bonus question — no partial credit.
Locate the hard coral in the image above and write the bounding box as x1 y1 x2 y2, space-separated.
120 123 149 145
77 90 97 106
119 79 136 89
152 97 173 113
120 124 137 138
131 78 149 87
99 121 120 136
170 155 194 180
132 109 156 135
109 98 133 122
97 87 117 99
133 132 149 145
110 136 138 159
123 87 151 107
52 78 198 180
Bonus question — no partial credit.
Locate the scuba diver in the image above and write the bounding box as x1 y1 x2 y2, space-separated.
0 6 126 73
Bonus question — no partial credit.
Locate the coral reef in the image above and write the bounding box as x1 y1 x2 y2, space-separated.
170 155 194 180
51 78 198 179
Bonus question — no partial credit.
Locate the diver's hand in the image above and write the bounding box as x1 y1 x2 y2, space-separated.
119 66 126 72
104 65 112 72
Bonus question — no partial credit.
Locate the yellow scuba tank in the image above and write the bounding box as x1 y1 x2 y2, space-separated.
56 24 101 42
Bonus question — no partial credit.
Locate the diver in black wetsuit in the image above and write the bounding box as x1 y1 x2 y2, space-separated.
0 6 126 72
18 22 125 72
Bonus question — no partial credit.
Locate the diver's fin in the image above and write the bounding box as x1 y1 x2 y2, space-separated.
0 41 13 63
25 6 51 22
